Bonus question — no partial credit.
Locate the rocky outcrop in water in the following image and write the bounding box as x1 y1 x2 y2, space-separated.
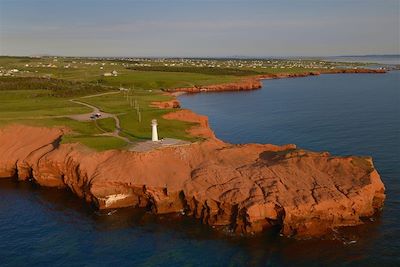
0 117 385 237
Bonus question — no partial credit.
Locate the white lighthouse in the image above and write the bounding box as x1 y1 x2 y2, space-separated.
151 119 159 142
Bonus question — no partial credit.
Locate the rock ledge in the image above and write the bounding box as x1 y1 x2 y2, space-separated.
0 120 385 237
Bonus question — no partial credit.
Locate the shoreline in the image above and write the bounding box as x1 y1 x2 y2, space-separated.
0 70 387 238
164 68 386 94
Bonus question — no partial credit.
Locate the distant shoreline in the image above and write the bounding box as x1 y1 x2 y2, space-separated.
165 68 387 94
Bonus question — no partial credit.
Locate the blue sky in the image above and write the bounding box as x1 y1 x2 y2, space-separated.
0 0 399 57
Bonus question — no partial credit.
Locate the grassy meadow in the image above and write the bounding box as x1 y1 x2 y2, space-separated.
0 56 366 151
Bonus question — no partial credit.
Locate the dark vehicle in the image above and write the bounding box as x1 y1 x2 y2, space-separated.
90 113 102 120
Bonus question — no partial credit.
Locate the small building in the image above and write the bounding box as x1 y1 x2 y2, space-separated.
103 72 113 77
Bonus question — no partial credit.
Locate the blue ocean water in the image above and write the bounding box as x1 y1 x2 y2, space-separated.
1 72 399 266
178 71 400 266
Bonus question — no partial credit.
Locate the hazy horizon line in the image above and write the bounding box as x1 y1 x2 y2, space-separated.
1 54 399 60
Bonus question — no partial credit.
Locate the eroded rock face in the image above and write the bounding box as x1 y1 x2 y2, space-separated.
0 119 385 238
150 99 181 109
166 69 386 93
165 78 262 93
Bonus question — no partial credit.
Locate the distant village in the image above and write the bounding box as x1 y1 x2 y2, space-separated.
0 56 391 78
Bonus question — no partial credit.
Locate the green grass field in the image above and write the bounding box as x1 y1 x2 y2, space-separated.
98 71 242 90
0 56 369 151
0 89 91 118
78 90 198 142
0 60 204 150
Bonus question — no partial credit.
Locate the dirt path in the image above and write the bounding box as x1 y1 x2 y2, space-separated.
68 97 131 143
1 90 188 149
0 91 130 143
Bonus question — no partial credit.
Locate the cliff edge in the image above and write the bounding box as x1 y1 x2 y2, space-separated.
165 69 386 93
0 116 385 237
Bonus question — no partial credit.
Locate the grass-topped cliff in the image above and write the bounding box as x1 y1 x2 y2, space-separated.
0 56 382 151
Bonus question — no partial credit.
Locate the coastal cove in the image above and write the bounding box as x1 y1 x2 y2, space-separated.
0 71 397 266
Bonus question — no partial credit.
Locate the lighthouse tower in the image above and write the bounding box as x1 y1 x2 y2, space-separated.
151 119 159 142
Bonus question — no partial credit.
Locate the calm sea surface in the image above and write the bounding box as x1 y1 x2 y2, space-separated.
1 72 399 266
327 55 400 65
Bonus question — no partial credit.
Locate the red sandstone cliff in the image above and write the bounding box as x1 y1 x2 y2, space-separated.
0 69 387 237
151 99 181 109
166 69 386 93
165 78 262 93
0 120 385 237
